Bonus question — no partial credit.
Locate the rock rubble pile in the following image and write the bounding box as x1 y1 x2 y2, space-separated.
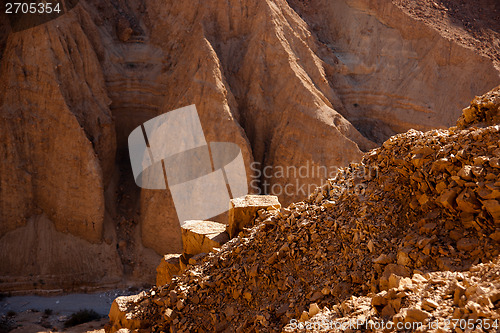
284 257 500 332
107 87 500 332
153 196 281 289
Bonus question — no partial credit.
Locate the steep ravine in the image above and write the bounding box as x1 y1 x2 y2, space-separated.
0 0 498 292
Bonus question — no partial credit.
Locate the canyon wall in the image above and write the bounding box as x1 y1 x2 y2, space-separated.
289 0 500 142
0 7 123 292
0 0 498 291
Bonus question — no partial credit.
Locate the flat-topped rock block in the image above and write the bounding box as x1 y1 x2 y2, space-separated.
228 195 281 238
156 253 181 287
181 220 229 256
108 295 144 332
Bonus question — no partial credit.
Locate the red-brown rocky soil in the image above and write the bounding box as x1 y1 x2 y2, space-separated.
0 0 499 302
106 87 500 332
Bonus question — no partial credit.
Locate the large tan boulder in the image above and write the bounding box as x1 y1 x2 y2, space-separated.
156 254 182 287
108 295 144 333
181 220 229 255
227 195 281 238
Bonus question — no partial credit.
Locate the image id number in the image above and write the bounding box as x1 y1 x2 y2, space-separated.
5 2 61 14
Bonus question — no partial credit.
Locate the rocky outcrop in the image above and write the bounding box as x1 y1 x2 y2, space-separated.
154 196 281 287
288 0 500 143
108 294 145 333
1 0 499 292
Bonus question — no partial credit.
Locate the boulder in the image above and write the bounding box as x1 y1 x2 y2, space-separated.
156 254 182 287
227 195 281 238
182 220 229 255
108 295 144 333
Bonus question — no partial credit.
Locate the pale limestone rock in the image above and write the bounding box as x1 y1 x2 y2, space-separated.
228 195 281 238
182 220 229 255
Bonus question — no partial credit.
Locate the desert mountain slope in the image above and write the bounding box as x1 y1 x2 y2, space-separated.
394 0 500 69
107 86 500 332
288 0 500 142
0 0 499 292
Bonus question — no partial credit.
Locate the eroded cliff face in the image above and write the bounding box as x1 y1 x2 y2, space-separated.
138 0 377 255
0 0 498 291
0 5 122 292
289 0 500 142
0 8 109 243
0 216 123 292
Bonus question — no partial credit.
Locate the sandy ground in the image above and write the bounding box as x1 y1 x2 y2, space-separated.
4 311 107 333
0 290 136 333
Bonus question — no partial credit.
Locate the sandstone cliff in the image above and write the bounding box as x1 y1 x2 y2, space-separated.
0 0 499 291
0 6 122 292
289 0 500 141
